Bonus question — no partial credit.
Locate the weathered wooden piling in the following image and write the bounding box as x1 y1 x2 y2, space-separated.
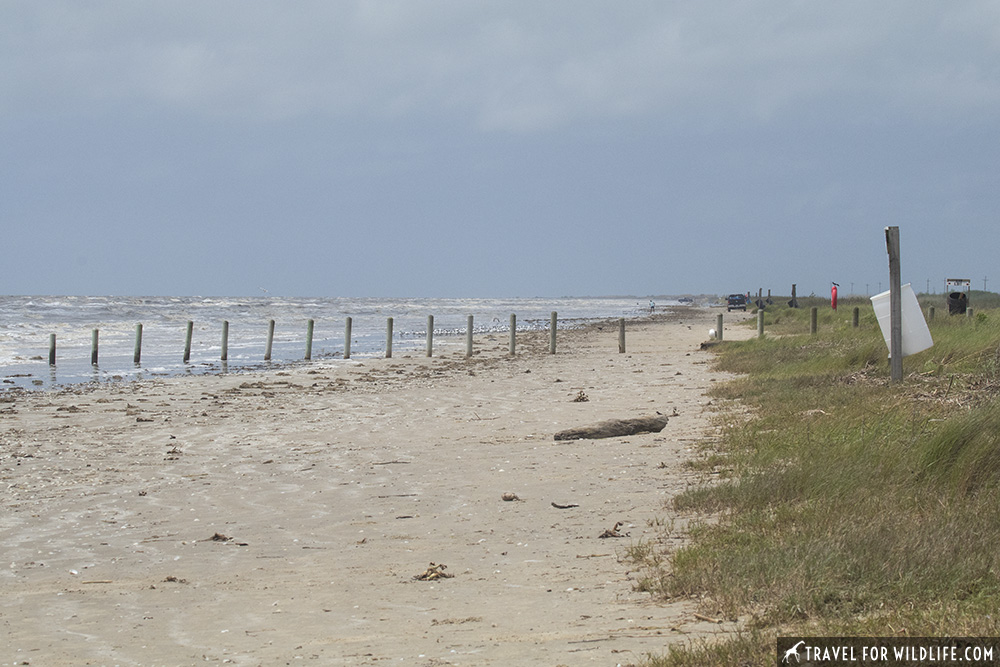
49 334 56 366
265 320 275 361
810 307 818 334
91 329 99 365
426 315 434 357
716 314 724 342
305 319 314 360
133 323 143 364
509 314 516 356
619 318 626 353
386 317 393 359
466 315 473 358
184 321 193 363
345 317 352 360
758 310 765 338
550 311 557 354
853 307 860 327
221 321 229 361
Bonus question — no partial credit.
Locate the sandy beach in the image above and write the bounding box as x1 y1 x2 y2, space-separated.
1 307 751 666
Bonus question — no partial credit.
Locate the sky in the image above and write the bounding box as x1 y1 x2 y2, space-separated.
2 2 999 298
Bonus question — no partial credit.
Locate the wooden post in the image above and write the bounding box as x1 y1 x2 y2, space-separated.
386 317 393 359
305 319 314 360
49 334 56 366
265 320 275 361
426 315 434 357
550 311 557 354
133 323 143 364
91 329 99 366
757 309 764 338
344 317 352 360
619 318 626 353
810 307 818 334
929 306 935 321
509 314 516 356
184 321 193 362
716 314 724 342
221 321 229 361
466 315 473 358
885 226 903 382
853 307 860 328
968 308 974 319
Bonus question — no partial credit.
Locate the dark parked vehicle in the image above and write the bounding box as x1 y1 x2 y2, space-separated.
727 294 747 311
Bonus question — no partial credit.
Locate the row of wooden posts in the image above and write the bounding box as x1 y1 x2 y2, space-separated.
55 304 961 367
735 306 864 340
46 313 636 367
738 304 971 342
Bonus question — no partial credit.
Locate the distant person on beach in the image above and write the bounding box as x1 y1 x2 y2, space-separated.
649 300 655 312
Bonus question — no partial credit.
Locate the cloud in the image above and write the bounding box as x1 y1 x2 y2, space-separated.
3 1 998 131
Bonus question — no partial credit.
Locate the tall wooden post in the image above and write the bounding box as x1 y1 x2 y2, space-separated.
265 320 275 361
716 314 724 342
386 317 393 359
885 226 903 382
509 314 516 356
550 311 557 354
305 319 314 360
810 307 818 334
618 318 626 353
184 321 193 363
91 329 99 366
49 334 56 366
221 321 229 361
344 317 352 359
852 307 860 328
133 323 143 364
757 310 764 338
426 315 434 357
465 315 473 358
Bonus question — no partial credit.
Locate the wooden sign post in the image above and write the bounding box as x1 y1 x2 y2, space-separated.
885 226 903 382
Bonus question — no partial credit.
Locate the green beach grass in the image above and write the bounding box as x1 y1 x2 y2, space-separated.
633 295 1000 666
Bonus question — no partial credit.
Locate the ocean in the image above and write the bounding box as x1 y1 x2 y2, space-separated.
0 295 693 391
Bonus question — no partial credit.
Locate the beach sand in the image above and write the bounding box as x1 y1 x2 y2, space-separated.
1 307 752 666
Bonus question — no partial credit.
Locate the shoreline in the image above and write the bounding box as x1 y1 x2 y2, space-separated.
1 306 753 665
2 305 705 394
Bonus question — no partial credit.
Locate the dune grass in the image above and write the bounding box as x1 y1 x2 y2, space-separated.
632 300 1000 666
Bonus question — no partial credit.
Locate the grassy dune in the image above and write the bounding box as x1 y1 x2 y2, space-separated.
634 296 1000 666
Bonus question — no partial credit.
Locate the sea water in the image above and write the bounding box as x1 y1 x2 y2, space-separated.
0 295 694 391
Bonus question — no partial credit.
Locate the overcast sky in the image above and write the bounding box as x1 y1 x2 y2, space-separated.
3 2 998 298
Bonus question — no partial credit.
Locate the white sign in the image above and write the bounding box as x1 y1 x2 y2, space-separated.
871 283 934 357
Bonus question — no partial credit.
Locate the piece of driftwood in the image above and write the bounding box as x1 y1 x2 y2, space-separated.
693 612 723 624
551 502 579 509
553 415 668 441
598 522 629 538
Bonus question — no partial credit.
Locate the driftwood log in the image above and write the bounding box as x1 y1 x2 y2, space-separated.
553 415 668 441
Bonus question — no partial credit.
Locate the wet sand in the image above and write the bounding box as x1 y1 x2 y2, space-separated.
1 307 751 666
